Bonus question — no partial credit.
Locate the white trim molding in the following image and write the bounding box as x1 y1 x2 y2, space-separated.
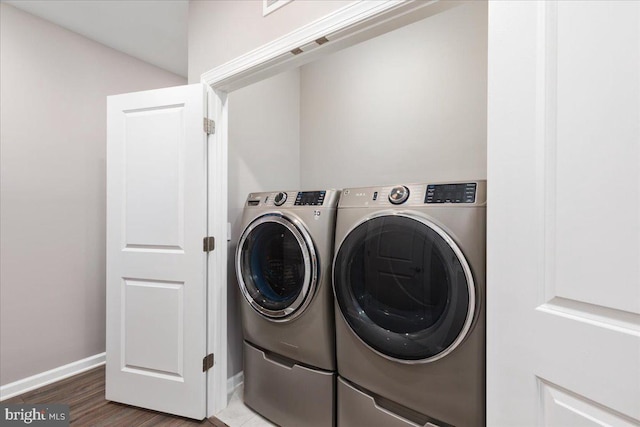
206 85 230 417
0 353 106 401
263 0 292 17
201 0 456 92
226 371 244 397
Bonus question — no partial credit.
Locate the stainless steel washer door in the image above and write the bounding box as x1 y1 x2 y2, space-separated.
333 213 476 363
236 213 317 321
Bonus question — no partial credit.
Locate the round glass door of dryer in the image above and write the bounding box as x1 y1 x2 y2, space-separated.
236 214 317 321
333 213 476 363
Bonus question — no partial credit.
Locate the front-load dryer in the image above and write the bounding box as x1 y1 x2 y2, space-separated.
236 189 340 427
333 182 486 427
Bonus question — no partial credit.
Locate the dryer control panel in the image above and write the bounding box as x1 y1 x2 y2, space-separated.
425 183 477 204
338 181 486 208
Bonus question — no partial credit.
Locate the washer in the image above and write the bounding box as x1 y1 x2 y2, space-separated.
236 189 340 427
333 182 486 427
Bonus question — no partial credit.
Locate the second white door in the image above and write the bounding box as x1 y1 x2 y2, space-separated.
106 84 210 419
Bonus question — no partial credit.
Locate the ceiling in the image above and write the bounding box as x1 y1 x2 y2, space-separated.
5 0 188 77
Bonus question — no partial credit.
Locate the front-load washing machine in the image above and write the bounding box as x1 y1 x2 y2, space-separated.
333 182 486 427
236 189 340 427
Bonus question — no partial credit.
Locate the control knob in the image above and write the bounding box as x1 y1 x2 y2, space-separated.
388 186 410 204
274 192 287 206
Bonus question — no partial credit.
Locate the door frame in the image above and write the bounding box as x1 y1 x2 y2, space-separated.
200 0 465 416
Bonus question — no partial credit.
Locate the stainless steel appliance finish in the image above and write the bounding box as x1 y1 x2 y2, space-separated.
236 189 340 427
244 342 334 427
333 182 486 427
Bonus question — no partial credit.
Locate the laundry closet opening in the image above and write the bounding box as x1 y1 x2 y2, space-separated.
225 0 488 382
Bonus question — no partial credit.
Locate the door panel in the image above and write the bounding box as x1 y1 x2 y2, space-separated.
552 0 639 314
540 380 638 427
106 84 208 419
123 279 184 378
487 1 640 424
124 105 185 251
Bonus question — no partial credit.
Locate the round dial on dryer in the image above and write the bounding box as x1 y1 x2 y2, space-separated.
274 192 287 206
388 186 410 204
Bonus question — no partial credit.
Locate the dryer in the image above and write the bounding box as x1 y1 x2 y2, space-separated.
236 189 340 427
333 182 486 427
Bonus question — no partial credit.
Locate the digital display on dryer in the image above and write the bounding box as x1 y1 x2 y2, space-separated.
425 183 476 204
294 191 326 206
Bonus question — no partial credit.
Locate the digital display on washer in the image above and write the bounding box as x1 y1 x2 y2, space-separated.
294 191 326 206
425 183 476 204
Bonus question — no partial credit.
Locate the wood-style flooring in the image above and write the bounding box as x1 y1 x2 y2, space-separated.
2 366 228 427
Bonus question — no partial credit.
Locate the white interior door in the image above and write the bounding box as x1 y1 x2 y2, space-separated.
487 1 640 425
106 84 209 419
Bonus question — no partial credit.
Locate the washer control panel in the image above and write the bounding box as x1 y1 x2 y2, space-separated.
245 190 340 208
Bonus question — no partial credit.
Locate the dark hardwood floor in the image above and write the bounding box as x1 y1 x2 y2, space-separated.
3 366 228 427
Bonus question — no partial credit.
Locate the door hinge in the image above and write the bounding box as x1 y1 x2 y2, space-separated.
203 236 215 252
203 118 215 135
203 353 214 372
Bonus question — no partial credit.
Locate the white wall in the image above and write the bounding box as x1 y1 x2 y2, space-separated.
187 0 353 83
300 1 487 189
0 3 185 386
226 69 301 377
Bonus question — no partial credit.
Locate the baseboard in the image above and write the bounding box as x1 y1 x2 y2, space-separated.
0 353 106 401
2 356 239 403
226 371 244 396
